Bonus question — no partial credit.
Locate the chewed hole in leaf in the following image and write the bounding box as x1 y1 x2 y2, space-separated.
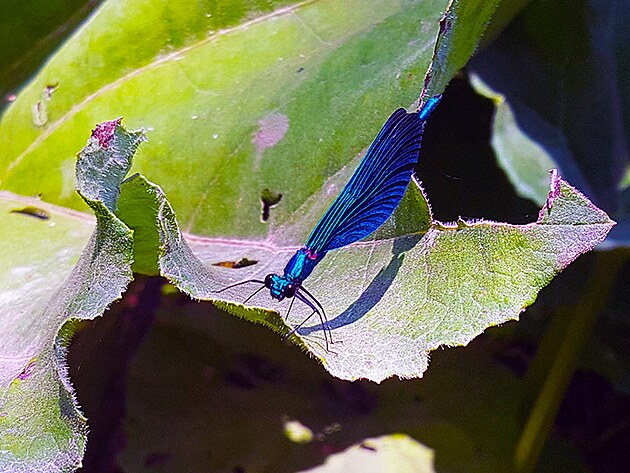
44 82 59 100
212 257 258 269
10 206 50 220
260 188 282 222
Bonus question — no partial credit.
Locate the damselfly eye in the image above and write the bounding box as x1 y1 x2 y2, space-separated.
285 284 296 298
264 274 274 288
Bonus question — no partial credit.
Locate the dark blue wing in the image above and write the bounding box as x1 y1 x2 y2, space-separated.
305 105 431 253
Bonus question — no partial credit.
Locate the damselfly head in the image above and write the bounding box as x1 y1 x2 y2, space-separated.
265 274 297 301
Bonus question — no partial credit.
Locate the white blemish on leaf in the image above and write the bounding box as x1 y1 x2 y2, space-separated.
252 112 289 169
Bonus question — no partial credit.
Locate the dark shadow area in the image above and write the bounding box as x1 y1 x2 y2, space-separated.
70 276 163 473
298 235 420 335
417 76 539 224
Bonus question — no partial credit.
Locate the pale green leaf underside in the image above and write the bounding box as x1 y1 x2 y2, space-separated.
298 434 435 473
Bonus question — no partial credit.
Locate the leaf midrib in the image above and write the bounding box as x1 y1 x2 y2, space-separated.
5 0 318 175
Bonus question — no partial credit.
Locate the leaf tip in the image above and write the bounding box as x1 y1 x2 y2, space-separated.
91 117 124 148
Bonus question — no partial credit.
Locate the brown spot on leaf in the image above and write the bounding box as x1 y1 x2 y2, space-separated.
10 206 49 220
213 257 258 269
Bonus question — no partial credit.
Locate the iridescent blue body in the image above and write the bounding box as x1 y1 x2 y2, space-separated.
220 95 442 349
264 95 442 306
266 248 326 300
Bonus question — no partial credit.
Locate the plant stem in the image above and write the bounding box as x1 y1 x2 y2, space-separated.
514 250 628 473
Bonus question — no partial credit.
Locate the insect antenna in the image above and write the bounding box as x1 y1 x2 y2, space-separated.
213 279 265 294
213 279 268 309
242 284 266 304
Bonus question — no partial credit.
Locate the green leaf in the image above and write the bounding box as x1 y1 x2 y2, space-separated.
298 434 435 473
0 0 448 239
0 121 143 471
206 171 614 382
0 194 93 471
421 0 501 99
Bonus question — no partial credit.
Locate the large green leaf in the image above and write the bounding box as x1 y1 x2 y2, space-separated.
0 0 448 239
164 168 615 382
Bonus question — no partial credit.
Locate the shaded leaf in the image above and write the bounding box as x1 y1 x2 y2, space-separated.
469 74 573 207
469 0 630 246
